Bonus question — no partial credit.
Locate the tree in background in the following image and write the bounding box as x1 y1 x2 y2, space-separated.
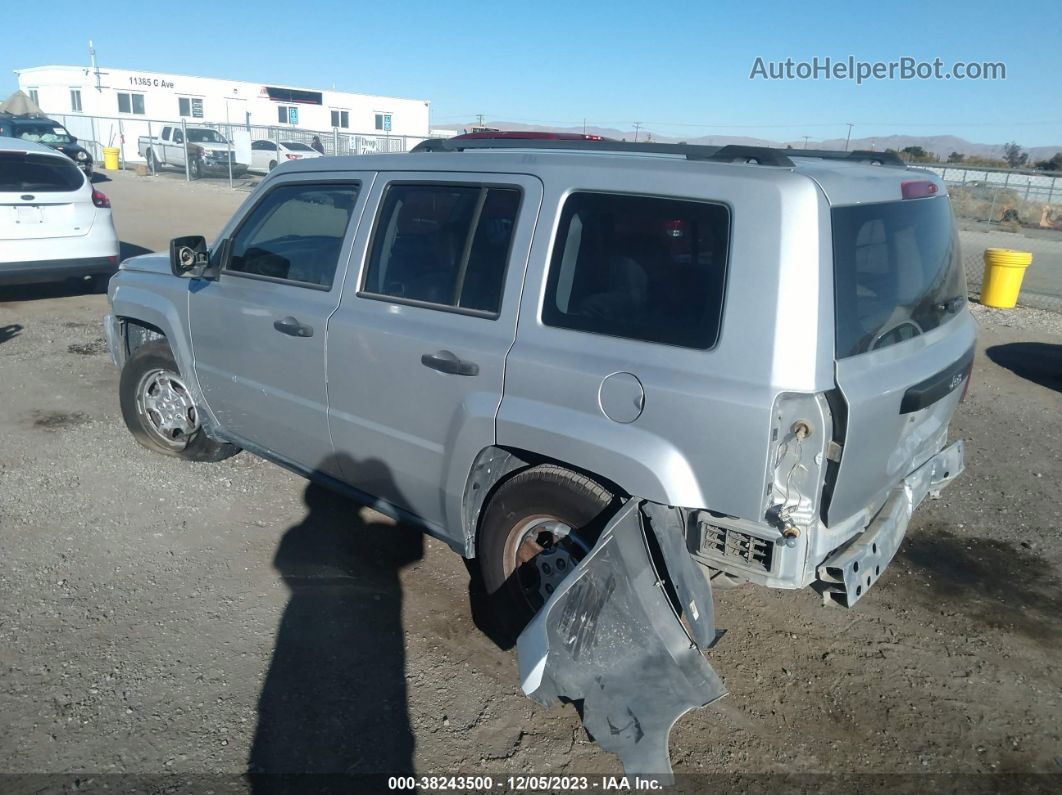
1002 142 1028 168
947 151 965 163
1033 152 1062 172
899 145 935 163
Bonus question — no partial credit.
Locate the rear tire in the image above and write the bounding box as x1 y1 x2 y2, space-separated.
268 159 277 171
119 340 239 462
147 151 160 173
478 465 614 640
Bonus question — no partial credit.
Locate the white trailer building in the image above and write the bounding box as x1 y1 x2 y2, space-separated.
14 64 431 164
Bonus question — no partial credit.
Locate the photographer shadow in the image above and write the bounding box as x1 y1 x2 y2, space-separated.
249 453 423 792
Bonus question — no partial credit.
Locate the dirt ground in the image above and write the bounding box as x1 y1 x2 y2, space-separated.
1 171 1060 792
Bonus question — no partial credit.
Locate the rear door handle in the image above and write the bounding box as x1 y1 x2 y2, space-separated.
421 350 479 376
273 316 314 338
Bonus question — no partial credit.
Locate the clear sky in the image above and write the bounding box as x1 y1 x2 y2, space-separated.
4 0 1060 146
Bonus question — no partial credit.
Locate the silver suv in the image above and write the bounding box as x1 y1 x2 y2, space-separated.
104 139 973 779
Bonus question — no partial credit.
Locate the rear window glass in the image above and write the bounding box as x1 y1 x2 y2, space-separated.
832 196 966 358
282 142 314 151
0 153 85 192
543 192 730 349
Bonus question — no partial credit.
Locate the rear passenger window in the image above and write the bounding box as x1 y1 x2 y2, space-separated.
543 192 730 349
226 183 359 288
362 184 521 315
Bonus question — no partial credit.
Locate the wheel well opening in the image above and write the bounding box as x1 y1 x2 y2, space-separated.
121 318 167 358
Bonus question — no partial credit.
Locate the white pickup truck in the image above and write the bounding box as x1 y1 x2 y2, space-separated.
137 126 247 179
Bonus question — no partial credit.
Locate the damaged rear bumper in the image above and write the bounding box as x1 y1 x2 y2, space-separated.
817 439 964 607
516 500 726 783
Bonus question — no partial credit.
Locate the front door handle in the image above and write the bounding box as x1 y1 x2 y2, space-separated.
273 316 314 338
421 350 479 376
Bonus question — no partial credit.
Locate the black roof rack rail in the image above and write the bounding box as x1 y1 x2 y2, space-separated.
792 148 906 167
411 137 797 166
411 137 908 168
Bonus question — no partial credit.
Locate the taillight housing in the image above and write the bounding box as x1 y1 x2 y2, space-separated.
285 153 300 160
901 180 939 199
91 189 111 209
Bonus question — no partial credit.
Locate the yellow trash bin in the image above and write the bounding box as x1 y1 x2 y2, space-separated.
102 147 121 171
980 248 1033 309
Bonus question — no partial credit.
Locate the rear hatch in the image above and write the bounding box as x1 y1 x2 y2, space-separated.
0 151 95 240
826 192 975 524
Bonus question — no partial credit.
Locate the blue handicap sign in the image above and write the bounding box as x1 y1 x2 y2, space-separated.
384 114 391 132
288 107 299 125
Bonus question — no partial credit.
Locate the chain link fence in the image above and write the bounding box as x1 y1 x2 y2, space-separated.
44 110 428 185
912 164 1062 313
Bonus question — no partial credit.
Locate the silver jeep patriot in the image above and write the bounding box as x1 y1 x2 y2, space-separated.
104 139 973 779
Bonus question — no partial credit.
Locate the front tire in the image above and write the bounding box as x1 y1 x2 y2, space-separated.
478 465 614 639
119 340 238 462
189 158 202 180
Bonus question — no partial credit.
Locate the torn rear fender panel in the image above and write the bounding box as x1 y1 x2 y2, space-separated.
516 499 726 783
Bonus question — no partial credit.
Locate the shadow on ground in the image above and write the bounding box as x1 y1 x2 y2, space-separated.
249 453 423 792
0 324 22 344
898 524 1062 647
986 342 1062 393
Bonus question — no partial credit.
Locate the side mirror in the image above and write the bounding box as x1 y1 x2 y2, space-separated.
169 235 209 278
70 135 78 144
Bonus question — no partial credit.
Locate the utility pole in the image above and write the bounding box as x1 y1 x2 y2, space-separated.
88 40 102 92
582 118 586 135
633 121 642 143
475 113 485 127
802 135 810 149
844 122 855 151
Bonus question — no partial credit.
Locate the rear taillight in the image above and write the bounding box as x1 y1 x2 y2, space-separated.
285 153 300 160
901 180 939 199
92 189 111 208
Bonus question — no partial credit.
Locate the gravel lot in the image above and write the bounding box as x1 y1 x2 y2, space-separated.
1 171 1061 791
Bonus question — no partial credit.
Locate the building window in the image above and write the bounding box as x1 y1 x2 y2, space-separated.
28 89 39 105
374 112 392 132
69 89 82 112
117 92 145 115
178 97 204 118
277 105 298 125
330 109 349 129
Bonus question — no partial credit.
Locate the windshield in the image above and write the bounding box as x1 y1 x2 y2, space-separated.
282 142 314 151
832 196 966 359
0 152 85 192
187 129 227 144
14 122 74 145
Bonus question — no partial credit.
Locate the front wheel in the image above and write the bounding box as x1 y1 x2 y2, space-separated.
189 158 202 180
119 340 239 462
478 465 614 640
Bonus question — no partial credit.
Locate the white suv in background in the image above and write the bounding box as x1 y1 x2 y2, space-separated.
0 138 119 290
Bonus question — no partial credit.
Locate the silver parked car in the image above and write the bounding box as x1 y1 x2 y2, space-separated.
103 139 973 780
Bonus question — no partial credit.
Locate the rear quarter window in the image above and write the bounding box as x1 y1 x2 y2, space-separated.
0 153 85 192
542 192 730 349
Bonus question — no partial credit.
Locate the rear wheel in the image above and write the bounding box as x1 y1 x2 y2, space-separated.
268 159 277 171
478 465 614 639
119 341 238 462
147 150 161 173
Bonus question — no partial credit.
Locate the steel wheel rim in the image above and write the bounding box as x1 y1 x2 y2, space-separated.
135 368 200 448
502 515 590 609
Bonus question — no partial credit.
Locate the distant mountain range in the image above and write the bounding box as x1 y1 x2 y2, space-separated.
437 122 1062 162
